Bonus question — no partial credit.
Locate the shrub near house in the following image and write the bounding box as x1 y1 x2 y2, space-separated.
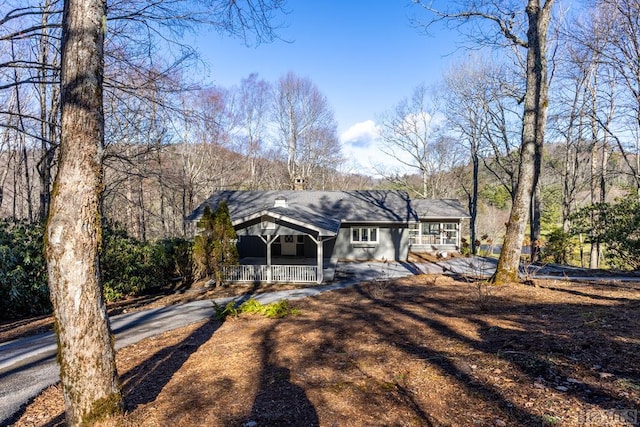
0 219 192 320
0 219 49 319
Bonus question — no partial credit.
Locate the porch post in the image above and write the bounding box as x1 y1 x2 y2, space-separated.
309 235 324 284
259 235 278 284
317 237 324 284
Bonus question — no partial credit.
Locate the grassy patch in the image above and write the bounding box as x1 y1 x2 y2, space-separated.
214 298 299 320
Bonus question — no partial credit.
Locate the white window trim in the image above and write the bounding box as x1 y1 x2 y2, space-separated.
409 221 460 246
351 226 379 244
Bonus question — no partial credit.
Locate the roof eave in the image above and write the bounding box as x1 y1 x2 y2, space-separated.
232 209 340 236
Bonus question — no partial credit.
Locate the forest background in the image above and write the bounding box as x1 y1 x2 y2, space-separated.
2 0 640 318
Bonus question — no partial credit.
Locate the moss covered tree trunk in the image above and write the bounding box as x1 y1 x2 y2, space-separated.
493 0 554 284
44 0 123 424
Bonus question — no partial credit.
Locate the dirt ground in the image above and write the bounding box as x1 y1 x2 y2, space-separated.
7 274 640 427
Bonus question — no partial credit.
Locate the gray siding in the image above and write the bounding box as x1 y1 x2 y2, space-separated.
331 224 409 261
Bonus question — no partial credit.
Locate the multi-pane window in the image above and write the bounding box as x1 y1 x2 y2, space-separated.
409 222 459 246
351 227 379 243
422 222 440 235
442 223 458 245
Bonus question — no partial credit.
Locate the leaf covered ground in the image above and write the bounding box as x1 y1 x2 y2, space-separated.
10 274 640 426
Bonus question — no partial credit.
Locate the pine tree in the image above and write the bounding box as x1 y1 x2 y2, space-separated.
193 206 216 280
193 202 238 285
212 200 238 286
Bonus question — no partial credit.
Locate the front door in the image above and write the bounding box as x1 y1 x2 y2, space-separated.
281 235 297 256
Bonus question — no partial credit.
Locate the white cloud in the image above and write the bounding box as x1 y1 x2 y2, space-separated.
339 120 380 148
339 120 413 177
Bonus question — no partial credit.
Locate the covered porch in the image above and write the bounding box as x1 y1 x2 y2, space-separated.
227 201 340 284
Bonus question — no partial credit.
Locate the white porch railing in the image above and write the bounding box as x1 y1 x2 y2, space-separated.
224 265 318 283
224 265 268 282
409 235 440 246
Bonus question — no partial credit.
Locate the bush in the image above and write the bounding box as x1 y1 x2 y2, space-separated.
156 237 193 282
0 219 50 320
570 197 640 270
0 219 194 319
542 228 575 264
193 202 238 285
214 298 298 320
101 222 193 302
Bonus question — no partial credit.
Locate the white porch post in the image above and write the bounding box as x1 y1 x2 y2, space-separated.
259 235 279 284
309 235 324 284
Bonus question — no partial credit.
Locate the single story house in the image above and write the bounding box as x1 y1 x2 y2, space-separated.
187 190 469 284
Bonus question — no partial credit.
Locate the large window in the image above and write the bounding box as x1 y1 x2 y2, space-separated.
351 227 379 243
409 222 459 246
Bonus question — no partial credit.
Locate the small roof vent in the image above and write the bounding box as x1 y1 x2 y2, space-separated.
274 197 287 208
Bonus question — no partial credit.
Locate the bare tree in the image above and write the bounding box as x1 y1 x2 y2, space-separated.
272 71 342 189
416 0 556 283
235 73 272 189
42 0 286 423
586 0 640 195
442 58 495 254
378 84 448 198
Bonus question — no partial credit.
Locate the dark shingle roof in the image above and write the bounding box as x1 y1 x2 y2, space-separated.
187 191 469 228
411 198 470 219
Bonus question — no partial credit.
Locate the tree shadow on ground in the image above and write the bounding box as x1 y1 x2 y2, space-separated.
119 318 221 411
5 319 221 426
243 323 319 426
281 278 640 425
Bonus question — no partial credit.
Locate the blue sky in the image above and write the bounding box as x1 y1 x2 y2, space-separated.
192 1 464 173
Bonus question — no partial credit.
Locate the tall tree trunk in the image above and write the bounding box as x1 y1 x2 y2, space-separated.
37 0 54 223
45 0 123 424
589 113 600 268
529 184 541 262
470 152 479 255
138 177 146 241
21 141 34 222
12 40 34 222
493 0 553 284
0 116 17 212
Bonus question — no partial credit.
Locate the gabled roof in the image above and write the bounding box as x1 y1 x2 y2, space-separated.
229 206 342 236
411 198 470 219
187 191 470 228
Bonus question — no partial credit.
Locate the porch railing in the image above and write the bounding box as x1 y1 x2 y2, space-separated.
224 265 318 283
409 235 440 246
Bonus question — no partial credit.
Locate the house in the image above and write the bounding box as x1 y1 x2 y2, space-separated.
187 190 469 284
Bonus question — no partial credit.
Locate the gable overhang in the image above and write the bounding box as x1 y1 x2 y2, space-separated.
232 209 340 237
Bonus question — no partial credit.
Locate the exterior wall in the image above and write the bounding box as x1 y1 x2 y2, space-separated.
237 234 332 260
237 236 266 258
331 223 409 261
234 218 462 262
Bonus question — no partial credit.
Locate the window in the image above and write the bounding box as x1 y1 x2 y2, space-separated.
409 221 459 246
351 227 379 243
442 223 458 245
422 222 440 235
